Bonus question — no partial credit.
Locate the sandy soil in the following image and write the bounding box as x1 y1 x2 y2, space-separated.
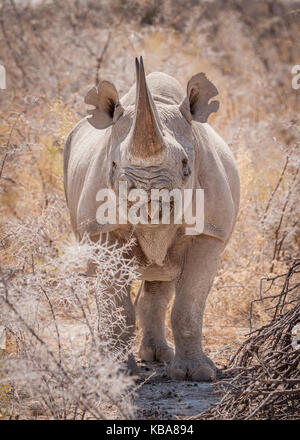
134 360 219 419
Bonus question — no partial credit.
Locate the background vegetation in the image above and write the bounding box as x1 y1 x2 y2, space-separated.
0 0 299 418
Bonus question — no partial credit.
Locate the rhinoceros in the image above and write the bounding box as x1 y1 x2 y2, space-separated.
63 57 240 381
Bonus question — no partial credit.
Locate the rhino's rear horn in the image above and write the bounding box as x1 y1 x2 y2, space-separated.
129 57 164 158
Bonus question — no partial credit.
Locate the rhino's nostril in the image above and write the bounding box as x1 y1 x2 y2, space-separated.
127 179 136 191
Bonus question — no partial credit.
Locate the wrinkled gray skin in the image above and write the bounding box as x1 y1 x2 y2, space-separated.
64 58 240 381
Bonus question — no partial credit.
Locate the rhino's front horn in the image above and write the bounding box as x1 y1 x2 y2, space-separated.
129 57 164 158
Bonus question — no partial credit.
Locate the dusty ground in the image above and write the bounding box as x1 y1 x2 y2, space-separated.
133 324 249 419
36 320 248 419
134 360 219 419
46 321 250 419
2 285 250 419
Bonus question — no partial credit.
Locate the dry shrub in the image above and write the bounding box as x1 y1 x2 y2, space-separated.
0 220 138 419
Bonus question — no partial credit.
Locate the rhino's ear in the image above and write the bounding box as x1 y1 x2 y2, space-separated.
84 80 124 129
180 73 219 123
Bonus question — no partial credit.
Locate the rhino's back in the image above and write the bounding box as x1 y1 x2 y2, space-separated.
122 72 185 107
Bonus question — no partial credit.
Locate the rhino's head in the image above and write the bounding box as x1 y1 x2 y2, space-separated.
85 57 219 200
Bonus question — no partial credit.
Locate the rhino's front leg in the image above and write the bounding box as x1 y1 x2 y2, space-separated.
103 283 137 374
169 235 223 381
136 280 174 362
87 236 137 373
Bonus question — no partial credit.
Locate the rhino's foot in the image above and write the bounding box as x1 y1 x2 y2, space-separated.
168 354 216 381
138 340 174 363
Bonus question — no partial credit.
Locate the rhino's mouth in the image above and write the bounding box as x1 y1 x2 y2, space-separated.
126 198 175 223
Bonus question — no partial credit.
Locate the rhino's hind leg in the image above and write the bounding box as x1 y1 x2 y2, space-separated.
136 281 174 362
169 236 223 381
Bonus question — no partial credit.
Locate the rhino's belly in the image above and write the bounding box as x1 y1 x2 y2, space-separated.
137 261 181 282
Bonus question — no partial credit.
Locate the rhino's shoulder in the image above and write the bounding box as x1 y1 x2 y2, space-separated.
192 122 240 244
63 118 88 202
63 117 109 222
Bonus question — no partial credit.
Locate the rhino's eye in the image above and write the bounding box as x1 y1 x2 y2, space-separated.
182 158 191 178
113 102 124 123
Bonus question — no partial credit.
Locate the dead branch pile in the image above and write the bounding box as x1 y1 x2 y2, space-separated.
198 259 300 420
